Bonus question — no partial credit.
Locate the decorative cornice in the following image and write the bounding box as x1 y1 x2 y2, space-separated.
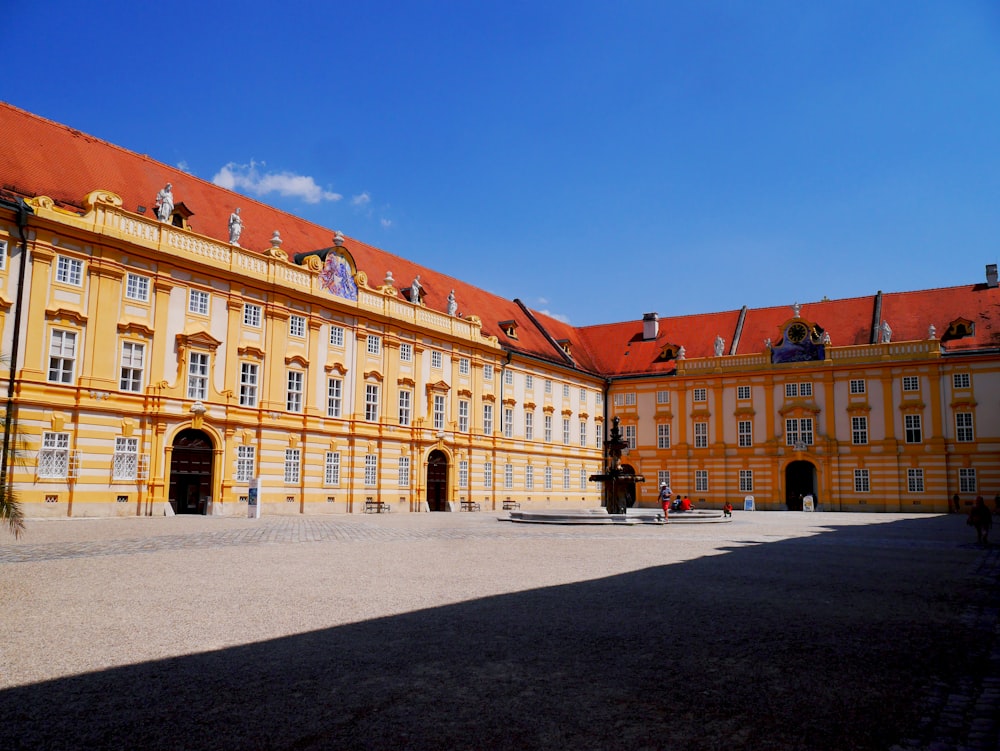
46 306 87 324
117 319 154 336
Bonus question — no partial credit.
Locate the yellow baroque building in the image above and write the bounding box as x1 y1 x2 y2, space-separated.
0 102 997 517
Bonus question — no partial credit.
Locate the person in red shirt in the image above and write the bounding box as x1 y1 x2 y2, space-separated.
680 495 692 512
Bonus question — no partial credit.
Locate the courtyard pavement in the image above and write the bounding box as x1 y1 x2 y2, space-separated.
0 510 997 750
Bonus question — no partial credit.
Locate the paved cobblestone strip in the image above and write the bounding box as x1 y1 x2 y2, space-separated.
0 518 626 563
890 545 1000 751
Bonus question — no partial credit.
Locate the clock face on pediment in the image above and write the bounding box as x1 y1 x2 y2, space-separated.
786 323 809 344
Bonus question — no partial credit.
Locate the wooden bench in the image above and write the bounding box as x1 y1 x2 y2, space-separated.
460 500 481 512
502 500 521 510
364 499 389 513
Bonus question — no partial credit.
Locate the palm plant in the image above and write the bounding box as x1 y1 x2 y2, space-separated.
0 405 25 539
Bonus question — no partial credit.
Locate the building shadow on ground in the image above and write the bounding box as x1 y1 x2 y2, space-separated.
1 514 993 751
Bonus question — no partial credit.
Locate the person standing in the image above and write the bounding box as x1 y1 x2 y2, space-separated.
658 482 671 519
970 497 992 545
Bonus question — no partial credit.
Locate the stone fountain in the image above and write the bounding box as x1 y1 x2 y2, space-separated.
589 416 645 514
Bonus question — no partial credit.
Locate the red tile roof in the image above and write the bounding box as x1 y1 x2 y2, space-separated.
2 101 998 375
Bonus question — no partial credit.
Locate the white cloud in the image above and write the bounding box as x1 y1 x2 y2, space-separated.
537 309 571 324
351 192 371 208
380 217 393 228
212 160 342 204
176 160 191 173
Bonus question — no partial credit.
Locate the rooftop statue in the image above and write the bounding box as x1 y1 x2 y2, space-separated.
155 183 173 223
228 208 243 246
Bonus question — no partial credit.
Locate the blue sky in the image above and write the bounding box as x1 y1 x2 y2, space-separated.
6 1 1000 326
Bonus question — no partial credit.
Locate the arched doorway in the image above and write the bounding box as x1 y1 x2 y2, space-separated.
169 429 214 515
426 450 449 511
785 460 817 510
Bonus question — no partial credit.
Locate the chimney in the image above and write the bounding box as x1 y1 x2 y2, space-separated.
987 263 998 288
642 312 659 341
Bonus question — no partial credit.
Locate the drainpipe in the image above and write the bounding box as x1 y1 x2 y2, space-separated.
2 198 34 491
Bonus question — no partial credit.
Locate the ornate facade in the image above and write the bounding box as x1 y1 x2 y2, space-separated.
0 102 996 517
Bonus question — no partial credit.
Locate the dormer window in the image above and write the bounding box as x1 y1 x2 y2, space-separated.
557 339 571 355
499 320 518 339
943 317 974 341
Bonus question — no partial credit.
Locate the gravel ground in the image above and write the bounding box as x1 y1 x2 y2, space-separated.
0 510 996 750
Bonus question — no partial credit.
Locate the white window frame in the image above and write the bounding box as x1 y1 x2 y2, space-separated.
739 469 753 493
694 422 707 449
458 400 469 433
625 424 636 450
434 394 447 431
483 404 493 435
112 437 139 480
579 420 587 447
364 454 378 486
367 334 382 356
525 411 534 441
904 414 922 444
953 373 971 389
0 239 7 270
738 420 752 448
851 416 868 445
484 461 493 489
327 378 343 418
503 407 513 438
544 466 553 490
48 329 77 384
398 390 412 426
544 414 552 442
850 379 866 395
525 465 534 490
562 384 570 398
188 289 210 315
907 468 924 493
399 342 413 362
324 451 341 486
902 376 919 392
187 351 209 400
119 341 145 392
38 432 70 479
505 370 514 386
124 272 150 302
799 382 813 397
737 385 751 401
657 423 671 449
483 364 494 381
562 418 571 445
236 446 256 484
431 351 443 369
563 467 571 490
854 469 870 493
398 456 411 487
956 412 974 443
284 448 301 484
693 388 707 402
55 255 83 286
459 357 470 375
785 383 798 398
459 460 469 489
504 463 513 490
286 370 304 413
658 470 671 489
239 362 258 407
329 325 345 348
525 375 534 390
289 314 306 338
365 384 380 422
243 303 262 328
959 467 977 493
695 470 708 492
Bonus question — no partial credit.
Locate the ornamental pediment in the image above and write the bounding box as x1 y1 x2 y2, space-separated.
176 329 221 351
